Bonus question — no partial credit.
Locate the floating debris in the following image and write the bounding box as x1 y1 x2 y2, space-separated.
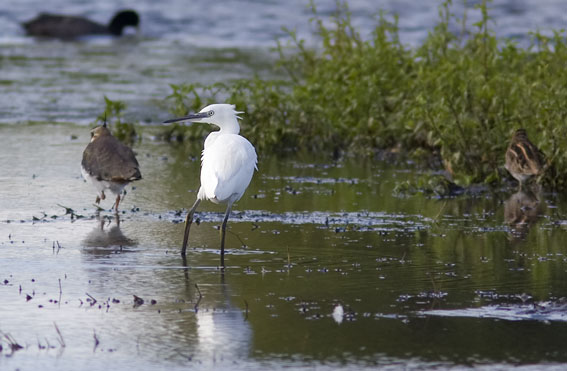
159 209 430 232
263 175 360 185
57 204 85 220
1 332 23 353
93 330 100 352
86 293 97 306
133 295 144 308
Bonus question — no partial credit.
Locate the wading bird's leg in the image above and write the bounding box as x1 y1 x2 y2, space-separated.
95 195 101 204
219 203 233 268
98 212 105 231
113 195 121 213
182 199 201 256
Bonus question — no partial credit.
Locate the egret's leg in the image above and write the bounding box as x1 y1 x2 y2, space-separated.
219 204 233 268
182 199 201 256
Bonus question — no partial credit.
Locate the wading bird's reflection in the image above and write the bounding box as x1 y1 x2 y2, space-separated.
193 273 252 363
504 188 542 240
82 213 136 253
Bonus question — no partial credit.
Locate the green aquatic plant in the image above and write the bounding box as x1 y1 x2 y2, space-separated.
165 1 412 154
96 96 138 145
161 83 218 142
392 174 467 198
163 0 567 190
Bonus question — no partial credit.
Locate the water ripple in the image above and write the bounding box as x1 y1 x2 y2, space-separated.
421 301 567 323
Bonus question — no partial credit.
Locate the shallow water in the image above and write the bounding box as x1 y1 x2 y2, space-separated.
2 125 567 370
3 0 567 369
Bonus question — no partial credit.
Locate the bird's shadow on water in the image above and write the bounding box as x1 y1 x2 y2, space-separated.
81 212 137 255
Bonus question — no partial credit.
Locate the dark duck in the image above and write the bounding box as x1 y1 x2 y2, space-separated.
22 10 139 39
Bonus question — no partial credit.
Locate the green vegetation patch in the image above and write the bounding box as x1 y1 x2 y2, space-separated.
97 96 139 145
161 0 567 190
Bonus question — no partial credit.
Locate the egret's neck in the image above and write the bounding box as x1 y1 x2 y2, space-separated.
217 117 240 135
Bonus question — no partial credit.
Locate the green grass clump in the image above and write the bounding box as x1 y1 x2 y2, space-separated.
96 96 139 145
164 0 567 190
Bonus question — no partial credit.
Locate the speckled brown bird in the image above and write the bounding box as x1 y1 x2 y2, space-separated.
505 129 545 189
22 10 139 39
81 123 141 212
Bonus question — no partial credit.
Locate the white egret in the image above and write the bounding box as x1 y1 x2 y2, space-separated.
164 104 258 267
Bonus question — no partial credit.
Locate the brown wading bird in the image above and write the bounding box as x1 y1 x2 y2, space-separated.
81 123 141 212
22 10 139 39
505 128 545 189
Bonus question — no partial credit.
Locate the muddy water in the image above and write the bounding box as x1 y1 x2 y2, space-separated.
2 124 567 370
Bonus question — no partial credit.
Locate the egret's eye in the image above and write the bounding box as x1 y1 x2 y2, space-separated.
208 110 214 117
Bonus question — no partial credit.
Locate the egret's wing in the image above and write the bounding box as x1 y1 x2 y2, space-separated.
200 135 257 202
82 136 142 182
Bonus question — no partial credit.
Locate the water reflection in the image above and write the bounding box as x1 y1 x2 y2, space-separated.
76 239 251 365
504 188 542 239
82 213 136 251
194 274 252 363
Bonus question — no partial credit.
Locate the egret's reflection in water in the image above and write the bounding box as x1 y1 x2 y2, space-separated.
194 274 252 363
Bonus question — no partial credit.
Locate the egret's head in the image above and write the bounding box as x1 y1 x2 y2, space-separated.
164 103 244 133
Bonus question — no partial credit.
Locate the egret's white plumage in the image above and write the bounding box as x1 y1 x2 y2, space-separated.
198 131 256 204
164 103 257 267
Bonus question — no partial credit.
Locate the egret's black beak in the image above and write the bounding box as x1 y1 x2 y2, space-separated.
163 112 208 124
